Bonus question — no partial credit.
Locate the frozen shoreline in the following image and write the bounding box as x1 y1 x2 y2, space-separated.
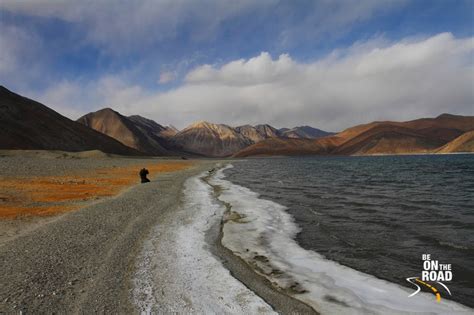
132 169 276 314
210 165 473 315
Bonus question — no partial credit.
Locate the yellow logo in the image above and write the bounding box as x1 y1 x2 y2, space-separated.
407 254 452 302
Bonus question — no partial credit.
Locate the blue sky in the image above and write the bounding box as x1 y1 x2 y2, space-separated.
1 0 473 130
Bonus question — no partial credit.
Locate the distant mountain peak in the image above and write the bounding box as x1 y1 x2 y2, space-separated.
437 113 460 119
173 121 250 157
254 124 279 138
188 120 213 128
77 108 171 155
281 125 334 139
95 107 119 114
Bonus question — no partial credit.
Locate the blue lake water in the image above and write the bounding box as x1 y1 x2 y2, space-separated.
224 154 474 307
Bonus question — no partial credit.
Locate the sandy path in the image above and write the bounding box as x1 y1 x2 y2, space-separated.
0 161 212 313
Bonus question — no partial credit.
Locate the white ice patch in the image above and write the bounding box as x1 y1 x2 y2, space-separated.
211 164 473 315
132 172 276 314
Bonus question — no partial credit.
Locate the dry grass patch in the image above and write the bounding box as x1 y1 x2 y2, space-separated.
0 161 192 218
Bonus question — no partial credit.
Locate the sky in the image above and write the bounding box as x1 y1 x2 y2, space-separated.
0 0 473 131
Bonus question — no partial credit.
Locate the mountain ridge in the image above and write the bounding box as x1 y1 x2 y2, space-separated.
234 114 474 157
171 121 252 157
2 86 472 157
77 108 171 155
0 86 142 155
280 125 335 139
437 130 474 153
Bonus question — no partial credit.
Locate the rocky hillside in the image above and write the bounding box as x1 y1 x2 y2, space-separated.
331 125 445 155
171 121 252 157
128 115 178 139
254 124 280 138
280 126 334 139
0 86 141 155
234 125 266 143
75 110 333 157
234 137 338 157
77 109 171 155
173 122 333 157
234 114 474 157
437 130 474 153
234 124 283 142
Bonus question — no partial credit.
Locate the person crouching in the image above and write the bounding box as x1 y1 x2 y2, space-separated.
139 168 150 183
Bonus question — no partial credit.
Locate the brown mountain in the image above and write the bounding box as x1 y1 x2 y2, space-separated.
0 86 141 155
128 115 178 139
171 121 252 157
437 131 474 153
234 125 266 143
234 124 285 143
234 114 474 157
173 122 330 157
234 137 337 157
255 124 280 138
77 108 170 155
127 115 178 150
280 126 334 139
331 125 445 155
335 114 471 143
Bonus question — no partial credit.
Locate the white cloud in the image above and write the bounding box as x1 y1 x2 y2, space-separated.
26 33 474 131
0 0 277 53
118 33 474 130
276 0 406 48
29 76 148 120
37 81 89 118
186 52 299 86
0 0 407 54
0 23 46 87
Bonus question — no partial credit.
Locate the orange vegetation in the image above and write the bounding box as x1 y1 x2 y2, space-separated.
0 161 191 218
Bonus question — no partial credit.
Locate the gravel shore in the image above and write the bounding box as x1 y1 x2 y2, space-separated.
0 153 213 313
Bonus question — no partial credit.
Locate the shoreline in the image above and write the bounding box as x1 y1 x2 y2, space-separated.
241 151 474 159
203 172 318 314
131 167 279 314
209 164 473 314
209 210 318 314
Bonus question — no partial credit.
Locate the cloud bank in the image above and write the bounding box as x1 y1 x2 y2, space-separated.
0 0 277 53
0 0 403 53
102 32 472 131
6 30 474 131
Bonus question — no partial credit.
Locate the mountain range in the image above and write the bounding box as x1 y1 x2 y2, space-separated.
235 114 474 157
1 86 473 157
77 109 334 157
